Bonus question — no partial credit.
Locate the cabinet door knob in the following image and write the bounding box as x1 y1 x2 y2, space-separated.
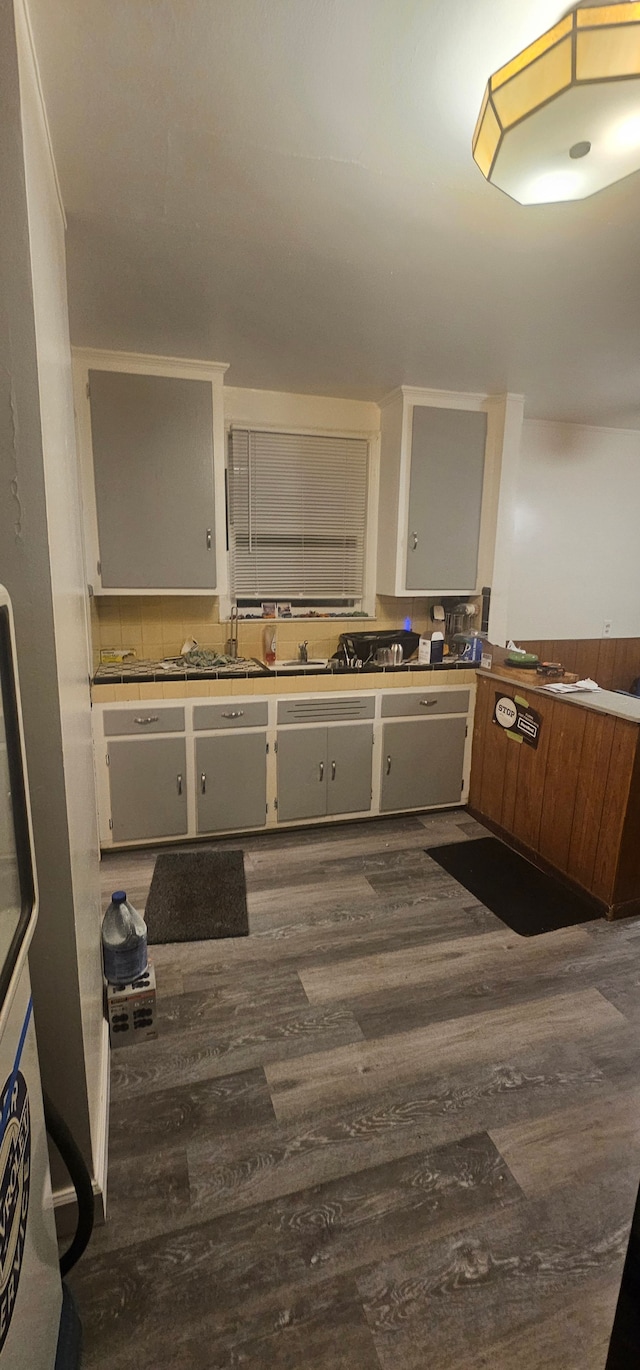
206 528 212 550
319 761 324 781
419 699 438 707
134 715 160 725
331 761 336 781
177 774 183 795
386 755 392 775
201 772 206 794
411 531 418 551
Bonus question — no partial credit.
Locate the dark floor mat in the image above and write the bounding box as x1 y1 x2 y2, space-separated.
426 836 600 936
145 850 249 944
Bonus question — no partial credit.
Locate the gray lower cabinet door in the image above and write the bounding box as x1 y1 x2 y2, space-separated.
380 717 467 812
326 725 373 816
196 734 267 833
108 737 188 842
405 406 487 591
89 369 216 589
277 727 327 823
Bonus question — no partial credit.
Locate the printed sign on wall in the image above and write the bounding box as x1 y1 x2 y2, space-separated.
493 692 541 749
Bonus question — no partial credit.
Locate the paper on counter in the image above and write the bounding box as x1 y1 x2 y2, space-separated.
539 678 600 694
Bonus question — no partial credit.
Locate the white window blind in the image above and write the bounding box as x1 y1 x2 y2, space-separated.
228 428 369 599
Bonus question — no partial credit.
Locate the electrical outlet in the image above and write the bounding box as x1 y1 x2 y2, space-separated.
602 619 612 637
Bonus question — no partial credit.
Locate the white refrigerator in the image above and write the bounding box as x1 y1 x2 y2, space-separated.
0 587 63 1366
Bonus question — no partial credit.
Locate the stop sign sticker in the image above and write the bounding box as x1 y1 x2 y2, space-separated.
495 696 518 729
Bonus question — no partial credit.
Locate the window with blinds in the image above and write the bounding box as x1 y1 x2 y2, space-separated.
228 428 369 599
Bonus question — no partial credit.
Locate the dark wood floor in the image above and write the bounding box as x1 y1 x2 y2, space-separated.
70 809 640 1369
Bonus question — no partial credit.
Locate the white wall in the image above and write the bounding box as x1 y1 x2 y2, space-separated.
10 0 106 1196
507 418 640 642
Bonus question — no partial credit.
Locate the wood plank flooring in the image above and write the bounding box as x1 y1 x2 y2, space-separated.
69 809 640 1368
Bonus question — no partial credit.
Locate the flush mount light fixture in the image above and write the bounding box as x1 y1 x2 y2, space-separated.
473 2 640 203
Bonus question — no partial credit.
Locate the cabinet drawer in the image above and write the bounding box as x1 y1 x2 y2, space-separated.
380 689 470 719
193 702 268 731
277 696 375 724
103 706 185 736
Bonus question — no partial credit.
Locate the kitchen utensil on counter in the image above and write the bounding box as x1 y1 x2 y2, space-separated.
374 647 394 667
445 601 478 647
390 643 404 665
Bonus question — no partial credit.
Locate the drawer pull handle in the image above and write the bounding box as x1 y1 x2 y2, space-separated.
331 760 336 781
134 715 160 725
222 710 245 719
201 772 206 794
411 531 418 551
319 761 324 782
419 699 438 708
206 528 212 550
386 755 392 775
177 774 183 795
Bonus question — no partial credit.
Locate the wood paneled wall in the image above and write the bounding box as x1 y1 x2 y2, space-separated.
518 639 640 694
469 673 640 917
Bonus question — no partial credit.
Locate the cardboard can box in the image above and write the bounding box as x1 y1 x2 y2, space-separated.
107 961 157 1047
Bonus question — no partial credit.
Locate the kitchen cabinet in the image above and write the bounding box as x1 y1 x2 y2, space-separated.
277 724 373 823
88 369 216 589
74 353 229 594
93 684 473 847
196 733 267 833
405 406 486 591
376 387 505 598
380 716 467 812
107 736 188 842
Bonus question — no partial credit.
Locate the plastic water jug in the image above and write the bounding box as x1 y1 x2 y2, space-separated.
101 890 148 985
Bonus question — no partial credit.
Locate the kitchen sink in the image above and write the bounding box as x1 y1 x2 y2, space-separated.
270 659 329 671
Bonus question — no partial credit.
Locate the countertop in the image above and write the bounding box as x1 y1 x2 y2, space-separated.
479 666 640 726
93 656 473 686
91 659 478 703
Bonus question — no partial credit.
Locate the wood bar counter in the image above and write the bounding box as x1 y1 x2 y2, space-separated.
469 666 640 919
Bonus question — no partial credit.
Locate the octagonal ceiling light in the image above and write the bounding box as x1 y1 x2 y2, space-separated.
472 2 640 203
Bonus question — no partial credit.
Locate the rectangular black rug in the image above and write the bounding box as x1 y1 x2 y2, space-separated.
145 850 249 944
425 836 599 936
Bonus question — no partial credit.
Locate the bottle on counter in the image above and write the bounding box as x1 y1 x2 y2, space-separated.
263 624 277 666
101 890 148 985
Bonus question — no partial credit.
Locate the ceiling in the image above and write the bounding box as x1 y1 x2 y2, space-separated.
27 0 640 425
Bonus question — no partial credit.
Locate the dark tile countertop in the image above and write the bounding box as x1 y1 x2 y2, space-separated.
93 656 475 686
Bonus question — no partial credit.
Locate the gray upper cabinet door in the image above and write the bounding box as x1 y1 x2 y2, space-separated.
326 725 373 816
89 370 216 589
380 717 467 812
405 406 487 591
196 734 267 834
108 737 188 842
277 727 327 823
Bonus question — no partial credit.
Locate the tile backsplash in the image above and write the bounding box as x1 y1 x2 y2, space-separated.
90 595 448 670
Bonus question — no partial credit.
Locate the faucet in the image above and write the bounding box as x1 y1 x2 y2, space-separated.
298 640 309 663
226 604 239 660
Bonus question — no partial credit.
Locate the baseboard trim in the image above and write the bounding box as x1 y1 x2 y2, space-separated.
92 1017 111 1214
53 1018 110 1233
